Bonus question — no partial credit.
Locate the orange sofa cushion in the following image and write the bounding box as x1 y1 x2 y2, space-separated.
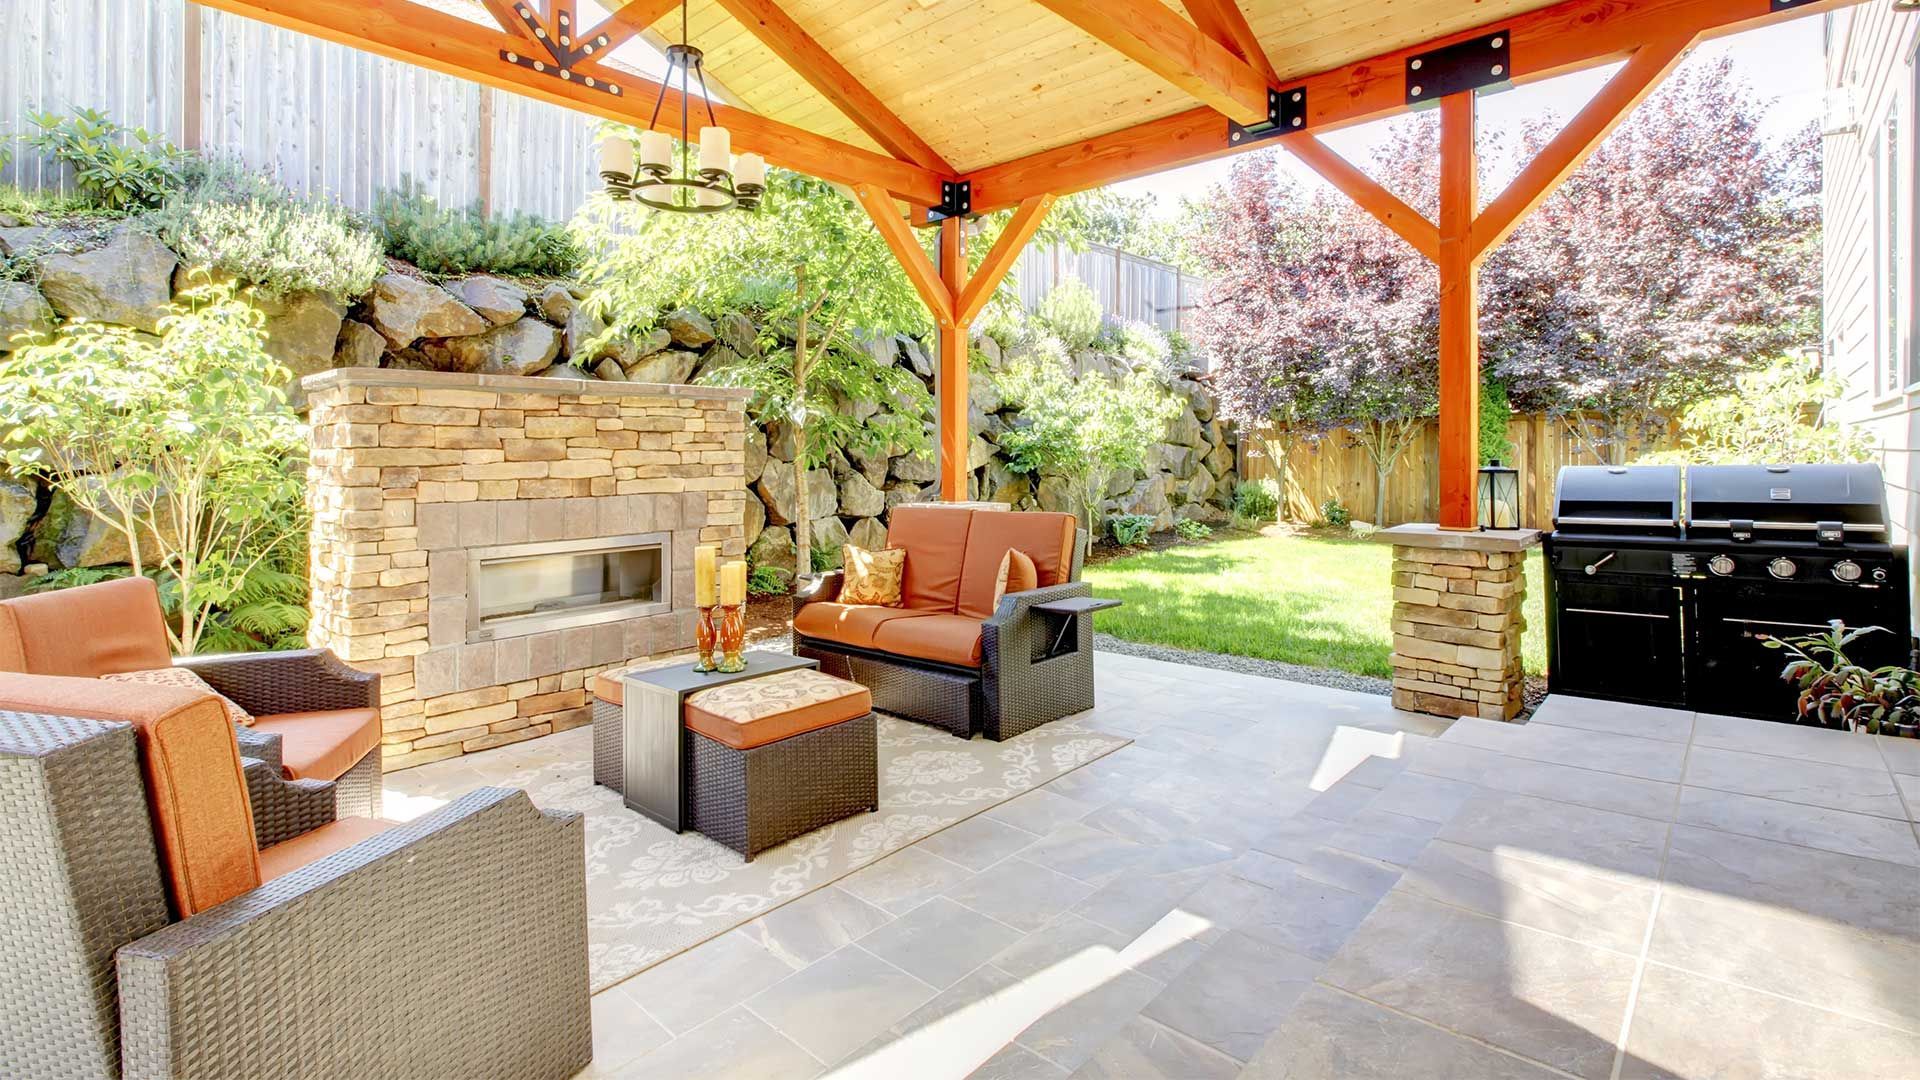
684 668 872 750
0 576 172 677
956 511 1076 619
793 602 931 649
870 614 984 668
260 816 397 882
251 708 380 782
886 505 976 612
0 673 260 917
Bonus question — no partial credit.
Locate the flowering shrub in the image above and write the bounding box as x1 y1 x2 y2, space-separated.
152 160 383 301
1038 276 1102 352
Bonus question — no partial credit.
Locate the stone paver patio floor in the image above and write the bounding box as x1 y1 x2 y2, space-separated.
385 652 1920 1079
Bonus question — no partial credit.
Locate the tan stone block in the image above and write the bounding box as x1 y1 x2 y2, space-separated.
381 424 437 448
379 566 430 588
1438 593 1502 614
330 404 394 424
444 481 482 502
504 438 568 461
438 427 503 450
518 688 587 716
1476 578 1520 600
411 724 490 750
550 458 614 479
525 415 597 439
1395 636 1459 665
1393 586 1441 607
422 700 518 735
417 388 498 409
478 480 519 500
394 405 480 426
519 478 575 499
482 409 525 427
1454 644 1507 670
383 744 464 770
463 724 551 753
465 460 551 481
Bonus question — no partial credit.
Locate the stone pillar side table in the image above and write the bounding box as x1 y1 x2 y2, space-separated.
1378 523 1541 721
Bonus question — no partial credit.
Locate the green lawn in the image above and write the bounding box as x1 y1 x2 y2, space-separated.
1083 530 1546 679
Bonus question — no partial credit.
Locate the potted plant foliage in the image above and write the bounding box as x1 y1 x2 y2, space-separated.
1764 622 1920 738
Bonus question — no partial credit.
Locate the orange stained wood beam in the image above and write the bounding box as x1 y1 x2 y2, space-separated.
710 0 952 174
1030 0 1271 124
1471 33 1697 261
575 0 680 56
1285 138 1439 262
965 0 1858 213
476 0 538 41
194 0 945 205
937 219 968 503
955 195 1056 327
851 184 954 328
1436 93 1481 532
1181 0 1279 87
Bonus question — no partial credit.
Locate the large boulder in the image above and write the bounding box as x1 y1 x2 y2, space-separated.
716 311 758 356
755 464 835 526
765 421 798 463
747 525 795 575
420 316 561 376
892 450 939 484
445 275 530 325
845 439 891 488
593 358 628 381
967 435 996 471
848 517 887 552
32 479 172 569
742 427 768 485
1205 436 1235 479
256 290 347 379
838 472 885 518
1188 385 1217 422
0 281 56 347
36 227 175 333
973 332 1003 370
624 348 699 385
1120 475 1171 518
534 283 577 325
1037 474 1076 515
333 319 386 369
1151 442 1198 480
0 476 35 574
885 483 929 511
1165 407 1204 448
806 516 850 569
367 273 487 346
968 375 1004 415
742 488 766 546
1176 463 1216 507
899 335 933 378
983 461 1030 505
663 308 715 348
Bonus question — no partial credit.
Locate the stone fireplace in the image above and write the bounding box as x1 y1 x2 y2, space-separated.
302 368 749 770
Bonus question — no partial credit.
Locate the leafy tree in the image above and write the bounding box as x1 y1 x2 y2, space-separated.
573 163 932 578
0 281 305 653
1638 354 1872 465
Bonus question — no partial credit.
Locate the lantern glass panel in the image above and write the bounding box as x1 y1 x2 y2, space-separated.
1478 461 1520 530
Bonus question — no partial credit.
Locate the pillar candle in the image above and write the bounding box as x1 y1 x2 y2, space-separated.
734 152 766 188
639 129 671 171
720 560 747 606
599 135 634 178
694 544 718 607
698 126 731 174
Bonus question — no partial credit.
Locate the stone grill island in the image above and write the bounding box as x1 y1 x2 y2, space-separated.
302 368 749 770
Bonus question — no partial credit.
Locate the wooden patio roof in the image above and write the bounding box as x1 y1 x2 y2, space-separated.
198 0 1850 526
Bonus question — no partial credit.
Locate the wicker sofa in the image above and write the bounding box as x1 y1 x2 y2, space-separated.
0 576 383 825
0 673 589 1080
791 504 1094 741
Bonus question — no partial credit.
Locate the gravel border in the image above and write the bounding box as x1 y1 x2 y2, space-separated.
1094 633 1394 697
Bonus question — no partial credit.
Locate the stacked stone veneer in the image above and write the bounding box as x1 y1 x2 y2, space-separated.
303 368 750 771
1383 525 1541 722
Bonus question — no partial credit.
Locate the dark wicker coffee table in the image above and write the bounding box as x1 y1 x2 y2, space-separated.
619 652 817 830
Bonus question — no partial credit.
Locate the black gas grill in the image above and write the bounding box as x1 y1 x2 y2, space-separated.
1545 463 1912 721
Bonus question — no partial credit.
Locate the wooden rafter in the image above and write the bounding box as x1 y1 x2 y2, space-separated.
711 0 951 174
1285 138 1439 262
193 0 944 206
476 0 538 40
575 1 684 62
1180 0 1279 87
968 0 1855 213
1030 0 1269 124
955 195 1055 327
851 184 954 327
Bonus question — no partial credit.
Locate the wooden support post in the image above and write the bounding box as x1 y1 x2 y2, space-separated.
937 219 968 503
1436 92 1479 531
182 3 203 150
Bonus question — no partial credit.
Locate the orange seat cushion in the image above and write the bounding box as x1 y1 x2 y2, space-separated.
260 816 397 882
956 511 1076 619
0 672 260 917
870 613 985 668
684 668 872 750
251 708 380 782
593 657 697 705
886 505 976 612
0 576 172 677
793 602 932 649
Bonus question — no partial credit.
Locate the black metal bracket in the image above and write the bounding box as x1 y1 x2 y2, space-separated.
500 48 626 96
924 180 972 224
1228 86 1308 147
1406 31 1512 108
498 3 620 93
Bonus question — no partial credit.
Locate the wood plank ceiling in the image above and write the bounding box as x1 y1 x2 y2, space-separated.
597 0 1561 173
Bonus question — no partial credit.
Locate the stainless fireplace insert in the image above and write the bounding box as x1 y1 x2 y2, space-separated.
466 532 671 641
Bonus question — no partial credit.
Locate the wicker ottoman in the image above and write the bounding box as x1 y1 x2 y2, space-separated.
682 668 878 861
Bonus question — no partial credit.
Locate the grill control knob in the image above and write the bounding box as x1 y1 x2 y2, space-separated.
1832 560 1863 583
1873 568 1889 583
1707 555 1736 577
1767 558 1798 580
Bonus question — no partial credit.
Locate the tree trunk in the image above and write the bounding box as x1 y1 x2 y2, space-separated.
1374 466 1389 529
793 425 810 579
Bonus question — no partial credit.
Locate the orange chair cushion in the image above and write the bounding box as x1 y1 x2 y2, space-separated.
793 602 932 649
886 505 975 612
0 576 172 677
593 657 697 705
250 708 380 782
870 613 985 668
0 673 260 917
684 668 872 750
260 816 397 882
955 511 1076 619
103 666 255 727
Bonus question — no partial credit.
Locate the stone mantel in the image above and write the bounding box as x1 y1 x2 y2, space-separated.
1376 523 1542 552
300 366 754 404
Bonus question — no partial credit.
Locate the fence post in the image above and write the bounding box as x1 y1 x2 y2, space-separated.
182 3 202 151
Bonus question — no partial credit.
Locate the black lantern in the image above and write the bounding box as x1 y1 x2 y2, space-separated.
1478 459 1520 530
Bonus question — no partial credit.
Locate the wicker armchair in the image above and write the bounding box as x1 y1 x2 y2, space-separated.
0 685 589 1080
792 506 1096 740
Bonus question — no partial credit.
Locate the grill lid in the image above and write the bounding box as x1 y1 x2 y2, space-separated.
1685 463 1889 542
1553 465 1682 537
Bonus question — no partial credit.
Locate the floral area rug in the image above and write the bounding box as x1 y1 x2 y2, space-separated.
427 714 1128 992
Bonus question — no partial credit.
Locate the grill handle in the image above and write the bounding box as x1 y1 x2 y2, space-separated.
1582 552 1616 576
1554 515 1679 529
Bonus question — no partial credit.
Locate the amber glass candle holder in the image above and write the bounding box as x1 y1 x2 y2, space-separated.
693 605 718 672
716 603 746 673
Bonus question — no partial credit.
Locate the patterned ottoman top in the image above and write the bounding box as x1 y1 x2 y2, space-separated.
684 669 872 751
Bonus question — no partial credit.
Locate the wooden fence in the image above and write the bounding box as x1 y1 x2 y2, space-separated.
1014 240 1209 342
1237 414 1679 530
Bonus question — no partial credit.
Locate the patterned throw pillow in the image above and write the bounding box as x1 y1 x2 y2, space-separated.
993 548 1039 610
101 667 255 727
840 545 906 606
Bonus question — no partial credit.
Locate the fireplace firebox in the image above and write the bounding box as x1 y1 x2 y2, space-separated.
466 533 672 642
